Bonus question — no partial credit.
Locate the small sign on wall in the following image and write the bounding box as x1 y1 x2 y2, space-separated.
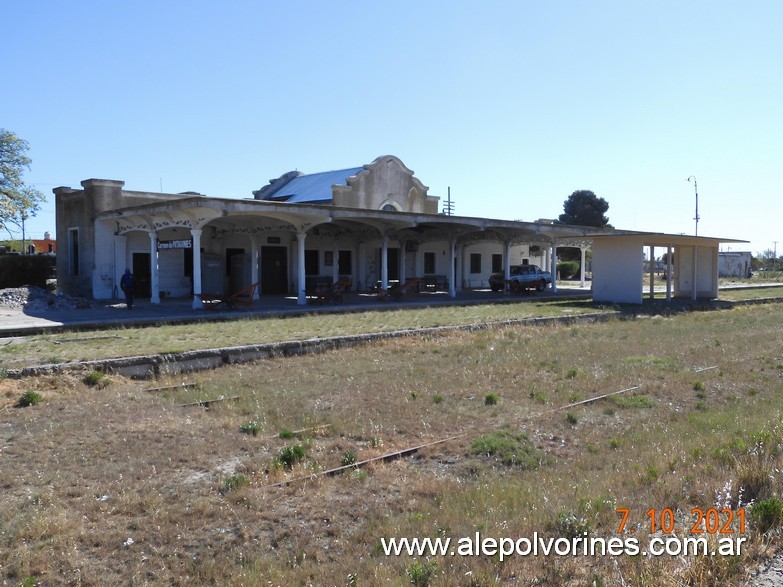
158 239 192 250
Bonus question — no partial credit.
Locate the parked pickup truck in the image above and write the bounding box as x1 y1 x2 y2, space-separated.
489 264 552 292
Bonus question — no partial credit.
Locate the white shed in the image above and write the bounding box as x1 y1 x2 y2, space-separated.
591 232 747 304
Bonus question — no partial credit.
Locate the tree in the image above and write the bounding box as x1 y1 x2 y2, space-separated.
758 249 781 271
557 190 610 228
0 129 46 239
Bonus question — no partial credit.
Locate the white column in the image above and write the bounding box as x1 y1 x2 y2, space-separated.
449 238 457 298
504 240 512 282
456 245 464 291
550 241 558 293
297 231 307 305
666 245 673 301
580 246 586 288
149 231 160 304
191 229 203 309
381 236 389 290
250 236 259 299
650 246 656 300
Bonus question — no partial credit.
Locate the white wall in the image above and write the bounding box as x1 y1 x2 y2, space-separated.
158 249 192 297
93 220 117 300
718 252 752 278
592 238 644 304
675 246 718 299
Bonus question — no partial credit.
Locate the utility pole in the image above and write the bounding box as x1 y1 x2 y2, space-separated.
442 187 454 216
21 212 26 256
687 176 699 236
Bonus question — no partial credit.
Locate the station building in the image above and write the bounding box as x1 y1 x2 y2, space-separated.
54 155 743 307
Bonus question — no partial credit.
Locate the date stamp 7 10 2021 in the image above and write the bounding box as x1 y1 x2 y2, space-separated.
616 507 746 535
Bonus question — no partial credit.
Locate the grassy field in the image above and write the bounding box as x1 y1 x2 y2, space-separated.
2 286 782 372
0 299 608 370
1 301 783 585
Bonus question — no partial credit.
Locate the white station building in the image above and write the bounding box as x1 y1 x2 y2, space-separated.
54 155 744 307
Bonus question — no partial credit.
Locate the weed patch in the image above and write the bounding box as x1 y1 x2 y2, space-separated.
83 370 108 388
469 430 546 469
276 444 307 470
406 560 438 586
750 497 783 534
15 390 43 408
223 474 249 493
484 393 499 406
611 393 654 408
239 421 260 436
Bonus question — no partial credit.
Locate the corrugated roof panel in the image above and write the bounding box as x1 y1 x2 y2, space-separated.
270 167 364 203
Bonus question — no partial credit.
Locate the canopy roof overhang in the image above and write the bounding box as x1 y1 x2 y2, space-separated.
96 195 605 246
589 230 748 248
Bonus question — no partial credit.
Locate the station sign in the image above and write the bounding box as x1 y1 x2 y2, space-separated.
158 239 192 250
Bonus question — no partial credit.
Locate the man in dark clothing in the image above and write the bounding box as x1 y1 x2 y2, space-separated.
120 268 135 309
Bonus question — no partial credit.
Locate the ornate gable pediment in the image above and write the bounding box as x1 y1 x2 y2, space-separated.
332 155 440 214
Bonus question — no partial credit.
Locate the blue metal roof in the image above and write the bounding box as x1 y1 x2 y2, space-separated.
268 167 364 203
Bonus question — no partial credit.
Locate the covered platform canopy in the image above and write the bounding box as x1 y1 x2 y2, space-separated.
591 231 748 304
98 195 600 307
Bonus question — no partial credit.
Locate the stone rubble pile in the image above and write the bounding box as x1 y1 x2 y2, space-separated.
0 286 100 312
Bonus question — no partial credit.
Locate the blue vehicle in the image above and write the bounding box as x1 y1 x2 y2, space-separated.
489 264 552 293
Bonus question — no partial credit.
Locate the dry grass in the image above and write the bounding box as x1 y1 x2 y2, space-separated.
1 303 783 585
719 286 783 301
0 299 605 369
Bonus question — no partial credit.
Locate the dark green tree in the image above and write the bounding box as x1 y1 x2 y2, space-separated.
557 190 610 227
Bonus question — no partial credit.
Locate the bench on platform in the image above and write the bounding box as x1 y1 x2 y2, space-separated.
200 282 259 310
378 278 421 301
421 275 449 292
308 277 352 304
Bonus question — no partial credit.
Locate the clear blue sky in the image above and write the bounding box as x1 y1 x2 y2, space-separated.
4 0 781 256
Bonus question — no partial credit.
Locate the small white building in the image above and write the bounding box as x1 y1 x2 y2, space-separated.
718 251 753 278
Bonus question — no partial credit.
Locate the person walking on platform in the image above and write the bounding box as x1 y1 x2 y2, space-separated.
120 268 135 310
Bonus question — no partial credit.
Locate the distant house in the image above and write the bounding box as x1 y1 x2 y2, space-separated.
0 232 56 254
718 251 752 278
31 235 57 254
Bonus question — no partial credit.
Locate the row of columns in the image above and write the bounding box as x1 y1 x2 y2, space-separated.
129 227 590 309
655 245 709 302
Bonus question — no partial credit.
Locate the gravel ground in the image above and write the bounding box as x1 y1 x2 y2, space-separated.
748 552 783 586
0 286 101 312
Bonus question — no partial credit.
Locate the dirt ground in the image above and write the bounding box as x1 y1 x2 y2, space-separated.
2 306 783 585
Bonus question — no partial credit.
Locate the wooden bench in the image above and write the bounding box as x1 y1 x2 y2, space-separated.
422 275 448 292
201 282 259 310
378 278 421 301
306 276 335 305
308 277 352 304
328 277 352 303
